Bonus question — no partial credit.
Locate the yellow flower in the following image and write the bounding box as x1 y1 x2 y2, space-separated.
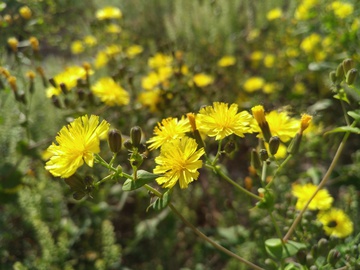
217 56 236 67
105 23 122 34
105 44 122 56
293 82 306 95
264 54 275 68
243 77 265 93
71 40 84 54
126 45 143 58
95 51 109 69
292 183 333 211
300 33 321 54
91 77 129 106
330 1 353 19
147 117 191 150
263 82 279 94
197 102 254 140
19 6 32 20
45 115 110 178
148 53 173 69
154 137 205 189
7 37 18 52
265 110 300 142
138 89 161 112
317 208 353 238
96 6 122 20
250 51 264 62
84 35 97 47
29 36 39 52
193 73 214 87
267 8 283 21
141 72 160 90
300 113 312 134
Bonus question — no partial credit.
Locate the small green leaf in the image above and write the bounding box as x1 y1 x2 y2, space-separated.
265 238 306 259
348 110 360 121
153 190 171 211
333 92 350 104
325 126 360 135
122 170 159 191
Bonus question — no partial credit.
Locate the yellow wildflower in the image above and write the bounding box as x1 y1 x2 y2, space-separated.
330 1 353 19
317 208 353 238
96 6 122 20
154 137 205 189
243 77 265 93
91 77 129 106
193 73 214 88
138 89 161 112
300 33 321 54
45 115 110 178
217 56 236 67
267 8 283 21
126 45 143 58
148 53 173 69
292 183 333 211
95 51 109 69
71 40 84 54
84 35 97 47
19 6 32 20
7 37 18 52
105 23 122 34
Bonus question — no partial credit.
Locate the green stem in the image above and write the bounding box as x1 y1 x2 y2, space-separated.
206 163 262 200
211 139 223 165
261 161 267 187
168 202 265 270
266 154 292 189
283 122 355 242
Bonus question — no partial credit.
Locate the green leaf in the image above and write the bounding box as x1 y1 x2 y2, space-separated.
122 170 159 191
153 190 171 211
348 110 360 121
325 126 360 135
333 92 350 104
265 238 306 260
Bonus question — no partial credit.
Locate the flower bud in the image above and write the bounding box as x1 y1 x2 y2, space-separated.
49 78 57 88
336 62 345 81
7 37 18 53
51 95 62 108
29 36 39 52
36 66 48 87
327 249 340 266
269 136 280 155
259 149 269 161
124 139 133 150
342 58 353 74
19 6 32 20
251 105 272 142
329 71 337 84
346 68 357 85
251 149 262 170
59 83 68 94
130 126 142 148
108 129 122 153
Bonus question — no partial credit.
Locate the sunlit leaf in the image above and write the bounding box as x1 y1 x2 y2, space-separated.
122 170 159 191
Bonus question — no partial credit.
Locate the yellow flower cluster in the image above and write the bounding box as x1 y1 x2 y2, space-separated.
91 77 129 106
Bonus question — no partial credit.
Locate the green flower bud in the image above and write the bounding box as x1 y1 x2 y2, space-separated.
251 149 262 170
269 136 280 155
329 71 337 84
51 95 62 108
346 68 357 85
342 58 353 74
336 63 345 81
124 139 133 150
60 83 68 94
130 126 142 148
259 149 269 161
49 77 57 88
327 249 340 266
108 129 122 153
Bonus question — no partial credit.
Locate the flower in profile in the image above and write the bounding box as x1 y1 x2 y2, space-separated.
19 6 32 20
147 117 191 150
71 40 84 54
267 8 283 21
317 208 353 238
154 137 205 189
141 72 160 90
217 56 236 67
300 33 321 54
91 77 129 106
300 113 312 134
292 183 333 211
197 102 254 140
7 37 18 52
243 77 265 93
193 73 214 88
96 6 122 20
94 51 109 69
105 23 122 34
148 53 173 69
264 110 300 142
126 45 143 58
84 35 97 47
45 115 110 178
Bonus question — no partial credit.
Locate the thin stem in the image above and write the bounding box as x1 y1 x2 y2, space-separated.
283 122 354 242
270 211 283 242
206 163 262 200
266 154 293 189
168 202 265 270
211 139 223 165
261 161 267 187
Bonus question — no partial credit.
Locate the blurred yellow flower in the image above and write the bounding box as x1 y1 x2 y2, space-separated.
71 40 84 54
154 137 205 189
267 8 283 21
105 44 121 56
19 6 32 20
193 73 214 87
126 45 143 58
95 51 109 69
148 53 173 69
263 82 279 94
197 102 254 140
7 37 18 52
217 55 236 67
317 208 353 238
29 36 40 52
141 72 160 90
147 117 191 150
300 33 321 54
250 51 264 62
138 89 161 112
96 6 122 20
45 115 110 178
91 77 129 106
264 54 275 68
292 183 333 211
243 77 265 93
84 35 97 47
330 1 353 19
105 23 122 34
293 82 306 95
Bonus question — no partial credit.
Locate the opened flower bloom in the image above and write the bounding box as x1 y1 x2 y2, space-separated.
96 6 122 20
147 117 191 150
154 137 205 189
317 208 353 238
196 102 254 140
45 115 110 178
292 183 333 211
91 77 130 106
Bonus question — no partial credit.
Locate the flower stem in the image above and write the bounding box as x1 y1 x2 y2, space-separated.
168 202 265 270
283 122 354 242
206 163 262 200
266 154 292 189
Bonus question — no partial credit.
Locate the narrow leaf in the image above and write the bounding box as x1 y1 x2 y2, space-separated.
153 190 171 211
122 170 159 191
325 126 360 135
